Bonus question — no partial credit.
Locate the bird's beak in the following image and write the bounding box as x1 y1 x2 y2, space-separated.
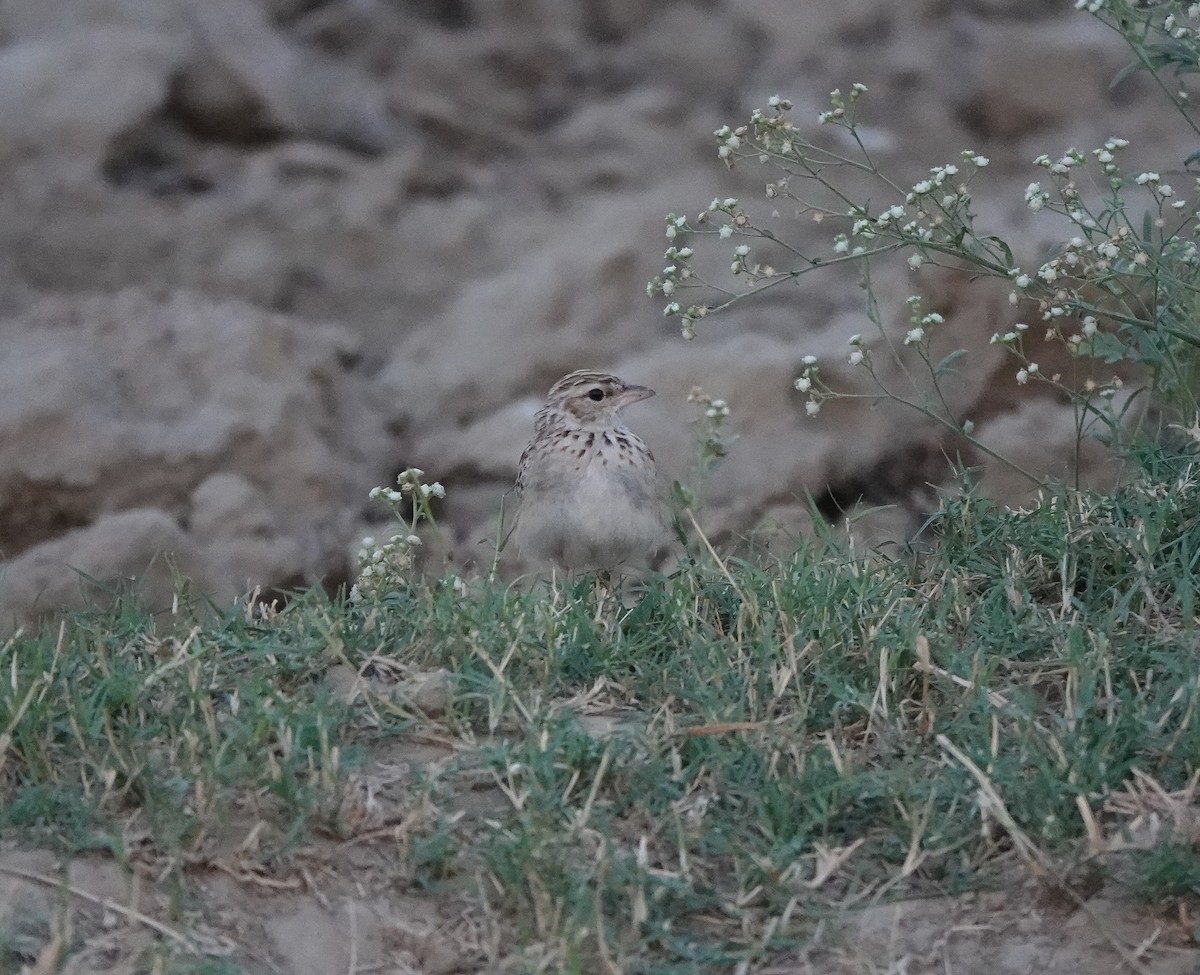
616 383 655 408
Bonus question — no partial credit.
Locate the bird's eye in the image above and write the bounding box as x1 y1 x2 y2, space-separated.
587 388 605 401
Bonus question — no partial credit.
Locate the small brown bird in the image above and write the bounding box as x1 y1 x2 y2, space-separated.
514 370 663 572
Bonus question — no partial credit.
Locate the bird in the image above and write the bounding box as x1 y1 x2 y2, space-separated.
512 369 664 573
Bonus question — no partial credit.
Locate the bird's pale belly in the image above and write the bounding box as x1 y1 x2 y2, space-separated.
518 460 661 570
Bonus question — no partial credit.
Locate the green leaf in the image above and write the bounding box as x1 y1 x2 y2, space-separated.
1110 58 1144 89
933 348 968 379
984 235 1014 268
1084 331 1131 364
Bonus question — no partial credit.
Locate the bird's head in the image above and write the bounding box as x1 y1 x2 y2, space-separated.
546 370 655 429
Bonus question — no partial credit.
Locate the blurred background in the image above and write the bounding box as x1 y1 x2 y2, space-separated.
0 0 1190 625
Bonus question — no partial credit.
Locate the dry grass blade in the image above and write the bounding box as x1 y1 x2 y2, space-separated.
938 735 1155 975
0 863 198 953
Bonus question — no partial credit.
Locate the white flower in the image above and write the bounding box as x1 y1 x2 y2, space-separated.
795 376 811 392
908 253 924 269
719 225 733 239
1025 183 1048 211
1135 171 1160 185
1016 369 1030 385
734 244 750 257
805 399 821 416
1015 274 1031 289
802 355 817 365
905 327 924 345
961 419 975 434
661 280 675 296
834 235 849 254
849 350 864 366
665 225 677 240
406 534 422 546
971 155 989 167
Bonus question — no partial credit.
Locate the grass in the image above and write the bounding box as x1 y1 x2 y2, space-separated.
3 442 1200 971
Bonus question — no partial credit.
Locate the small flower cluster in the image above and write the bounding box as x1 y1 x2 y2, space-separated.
838 150 994 268
847 332 868 368
350 468 445 604
817 83 867 125
982 135 1200 389
793 355 822 416
648 198 782 339
1159 4 1200 42
900 295 945 347
686 386 736 475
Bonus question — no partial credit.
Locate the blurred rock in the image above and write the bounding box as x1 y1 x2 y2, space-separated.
0 289 392 608
0 28 183 173
951 19 1133 140
0 509 228 630
176 0 401 151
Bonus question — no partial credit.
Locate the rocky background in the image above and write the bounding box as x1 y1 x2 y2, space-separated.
0 0 1190 627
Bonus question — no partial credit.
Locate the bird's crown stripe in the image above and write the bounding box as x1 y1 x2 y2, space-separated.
549 370 619 392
